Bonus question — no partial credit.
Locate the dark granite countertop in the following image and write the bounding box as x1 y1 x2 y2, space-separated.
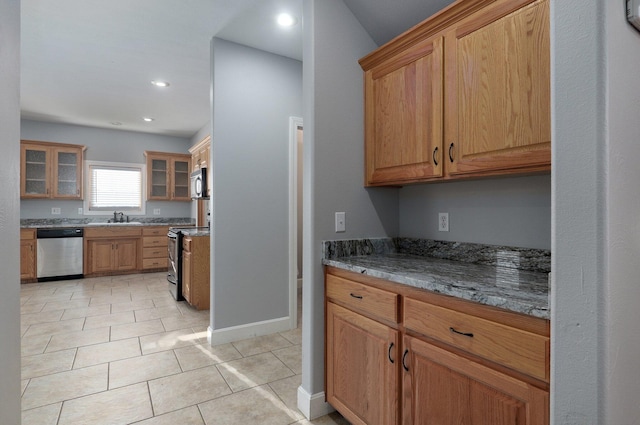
20 218 194 229
323 238 550 320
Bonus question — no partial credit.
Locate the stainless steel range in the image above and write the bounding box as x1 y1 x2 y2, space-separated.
167 227 209 301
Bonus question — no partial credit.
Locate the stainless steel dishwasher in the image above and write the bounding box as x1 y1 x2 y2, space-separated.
36 228 84 281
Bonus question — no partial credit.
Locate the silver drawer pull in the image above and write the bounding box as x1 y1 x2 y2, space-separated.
450 327 474 338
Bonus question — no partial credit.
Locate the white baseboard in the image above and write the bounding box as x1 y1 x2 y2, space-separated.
207 316 292 346
297 386 334 420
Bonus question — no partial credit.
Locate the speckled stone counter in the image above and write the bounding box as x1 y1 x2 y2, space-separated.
323 238 550 319
20 218 194 228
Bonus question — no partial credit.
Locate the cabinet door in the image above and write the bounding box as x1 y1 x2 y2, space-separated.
172 158 191 200
114 239 138 271
21 144 51 198
445 0 550 177
89 240 116 273
365 36 444 186
326 302 399 425
52 147 83 199
403 335 548 425
182 250 192 303
148 157 169 200
20 240 36 280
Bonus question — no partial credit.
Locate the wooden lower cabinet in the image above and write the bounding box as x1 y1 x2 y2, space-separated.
402 335 548 425
326 302 400 425
325 267 549 425
181 235 210 310
87 238 138 274
20 229 37 282
141 226 169 270
84 227 141 276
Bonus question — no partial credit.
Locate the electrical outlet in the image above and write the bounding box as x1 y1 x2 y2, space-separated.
335 212 346 232
153 208 161 215
438 212 449 232
78 207 83 215
51 207 61 215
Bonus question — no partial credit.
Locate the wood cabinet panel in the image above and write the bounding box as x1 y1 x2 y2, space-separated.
445 0 550 177
142 226 169 237
181 235 209 310
364 37 443 186
326 302 399 425
88 240 117 274
404 296 549 381
114 239 138 271
403 335 548 425
143 247 166 258
326 273 399 324
141 226 169 271
21 140 85 199
20 229 37 282
359 0 549 186
84 227 141 276
325 267 549 425
144 151 192 201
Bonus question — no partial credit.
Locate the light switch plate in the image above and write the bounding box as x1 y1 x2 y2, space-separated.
51 207 61 215
335 212 346 232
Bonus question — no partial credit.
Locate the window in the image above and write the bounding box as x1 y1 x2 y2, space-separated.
84 161 145 215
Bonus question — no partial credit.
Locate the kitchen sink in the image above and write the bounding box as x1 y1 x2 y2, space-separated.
85 222 143 226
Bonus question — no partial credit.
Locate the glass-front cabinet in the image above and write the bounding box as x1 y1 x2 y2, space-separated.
20 140 85 199
144 151 191 201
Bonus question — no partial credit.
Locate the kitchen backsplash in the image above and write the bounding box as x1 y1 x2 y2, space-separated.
323 237 550 274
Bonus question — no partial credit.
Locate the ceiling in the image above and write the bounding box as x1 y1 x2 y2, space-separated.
20 0 453 139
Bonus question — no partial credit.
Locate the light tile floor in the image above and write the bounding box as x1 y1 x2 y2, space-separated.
20 272 349 425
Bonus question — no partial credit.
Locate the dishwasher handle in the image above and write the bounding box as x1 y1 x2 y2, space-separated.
36 228 84 238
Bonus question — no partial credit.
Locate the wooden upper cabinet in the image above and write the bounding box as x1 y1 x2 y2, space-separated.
445 0 551 177
21 140 85 199
189 135 211 172
359 0 550 186
362 36 444 186
144 151 191 201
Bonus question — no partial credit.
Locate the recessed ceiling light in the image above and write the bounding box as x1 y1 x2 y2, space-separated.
277 13 297 27
143 117 155 122
151 80 170 88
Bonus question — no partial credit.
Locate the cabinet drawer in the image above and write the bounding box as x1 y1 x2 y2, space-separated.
326 273 399 324
142 226 169 236
404 297 549 382
21 229 36 240
84 227 142 238
143 247 166 259
143 236 167 248
143 258 168 269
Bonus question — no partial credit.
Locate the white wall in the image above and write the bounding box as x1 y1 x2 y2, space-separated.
210 39 303 331
20 119 193 219
0 0 22 423
551 0 604 422
399 175 551 249
602 3 640 423
300 0 400 416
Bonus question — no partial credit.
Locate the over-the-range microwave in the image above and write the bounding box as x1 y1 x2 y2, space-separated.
190 167 209 199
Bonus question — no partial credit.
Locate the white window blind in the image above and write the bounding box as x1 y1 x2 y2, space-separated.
87 163 143 211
